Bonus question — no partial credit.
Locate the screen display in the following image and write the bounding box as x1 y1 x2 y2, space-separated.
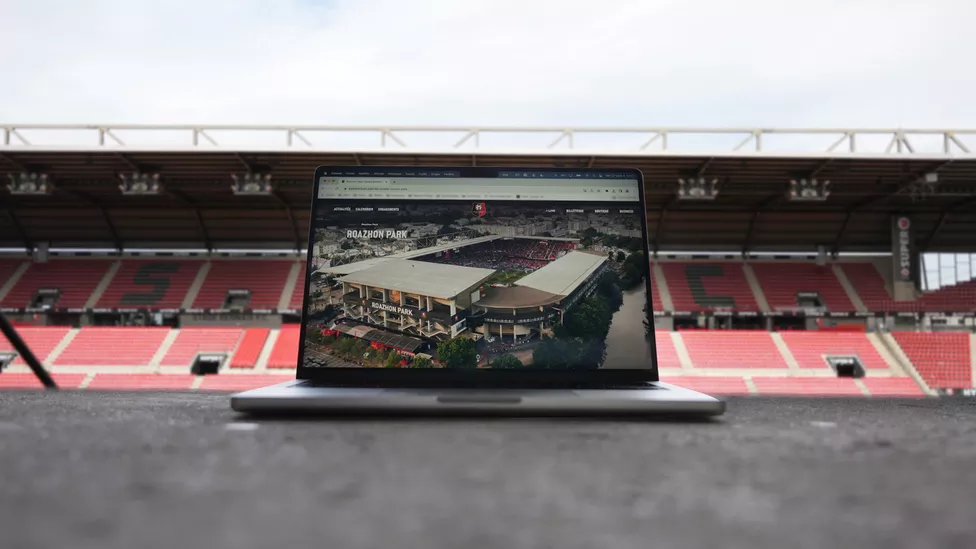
302 168 654 370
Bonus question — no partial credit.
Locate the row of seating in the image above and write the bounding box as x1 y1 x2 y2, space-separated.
2 327 966 393
0 258 303 310
0 371 924 396
3 258 975 313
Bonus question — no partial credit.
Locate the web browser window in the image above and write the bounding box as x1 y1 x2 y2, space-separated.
303 169 654 370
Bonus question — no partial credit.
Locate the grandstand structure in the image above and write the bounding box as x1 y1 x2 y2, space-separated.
1 124 976 396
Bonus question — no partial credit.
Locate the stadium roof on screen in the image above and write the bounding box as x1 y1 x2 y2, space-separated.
322 235 502 276
515 250 607 296
337 259 494 299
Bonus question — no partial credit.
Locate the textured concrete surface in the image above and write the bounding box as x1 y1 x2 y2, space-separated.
1 391 975 549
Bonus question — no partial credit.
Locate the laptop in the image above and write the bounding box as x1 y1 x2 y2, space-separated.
231 166 724 416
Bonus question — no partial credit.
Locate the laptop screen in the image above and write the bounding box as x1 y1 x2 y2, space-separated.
302 167 655 371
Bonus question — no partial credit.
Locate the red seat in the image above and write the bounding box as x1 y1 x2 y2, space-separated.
159 327 244 366
0 326 70 365
661 262 758 312
779 332 889 369
55 327 169 366
1 260 111 309
289 262 306 311
751 262 854 312
86 374 196 390
892 332 971 389
229 328 270 368
680 331 787 368
268 326 300 368
840 263 976 313
661 376 750 395
98 260 202 309
193 260 293 309
0 373 86 389
751 377 863 396
198 375 285 391
653 331 681 368
861 377 925 397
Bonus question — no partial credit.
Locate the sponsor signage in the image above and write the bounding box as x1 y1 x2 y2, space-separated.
891 215 916 283
368 300 418 317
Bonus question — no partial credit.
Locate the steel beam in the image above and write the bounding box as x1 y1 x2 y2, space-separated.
272 191 302 251
2 207 32 250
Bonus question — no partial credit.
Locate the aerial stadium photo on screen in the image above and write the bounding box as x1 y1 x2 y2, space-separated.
301 172 653 370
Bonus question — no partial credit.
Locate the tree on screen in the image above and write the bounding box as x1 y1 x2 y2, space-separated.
410 356 433 368
437 338 478 369
384 350 400 368
491 354 524 369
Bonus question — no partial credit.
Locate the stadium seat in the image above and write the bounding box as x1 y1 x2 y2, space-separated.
268 326 301 368
661 262 758 312
750 262 855 312
892 332 972 389
54 327 170 366
229 328 270 369
0 260 112 309
159 327 244 366
860 377 925 397
98 260 203 309
841 263 919 312
193 260 293 309
653 331 681 368
86 374 196 390
680 330 787 368
198 374 285 391
843 262 976 313
0 258 25 291
660 376 750 395
289 262 306 311
751 377 863 396
0 372 86 389
0 326 70 365
779 331 890 369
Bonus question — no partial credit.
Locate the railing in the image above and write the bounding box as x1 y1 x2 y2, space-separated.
1 124 975 156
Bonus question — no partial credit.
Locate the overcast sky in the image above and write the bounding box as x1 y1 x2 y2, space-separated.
2 0 975 149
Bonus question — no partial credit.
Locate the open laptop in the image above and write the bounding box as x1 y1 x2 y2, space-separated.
232 166 724 415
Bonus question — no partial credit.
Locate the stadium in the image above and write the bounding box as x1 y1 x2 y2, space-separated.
1 125 976 395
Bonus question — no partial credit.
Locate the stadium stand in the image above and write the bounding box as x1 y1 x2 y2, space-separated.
661 262 758 311
750 377 864 396
54 327 170 366
680 330 788 368
0 259 24 291
86 374 196 390
750 262 855 312
159 327 244 366
98 260 202 309
659 376 750 395
0 326 70 364
0 260 111 309
229 328 270 368
653 331 682 368
198 374 289 391
779 331 890 369
192 260 294 309
841 263 918 312
892 332 972 389
289 262 306 310
268 325 301 368
0 372 87 389
860 377 926 397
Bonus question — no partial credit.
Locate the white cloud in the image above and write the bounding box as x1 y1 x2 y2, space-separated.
1 0 975 134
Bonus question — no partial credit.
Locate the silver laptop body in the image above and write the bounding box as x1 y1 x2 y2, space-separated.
232 166 724 416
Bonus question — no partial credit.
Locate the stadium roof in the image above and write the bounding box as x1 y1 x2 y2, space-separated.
337 259 494 299
321 235 501 275
515 251 608 297
476 285 562 309
2 125 976 253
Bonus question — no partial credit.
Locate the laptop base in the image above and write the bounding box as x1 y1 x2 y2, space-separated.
231 380 725 416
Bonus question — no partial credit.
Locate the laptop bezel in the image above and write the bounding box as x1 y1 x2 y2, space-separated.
295 165 660 386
